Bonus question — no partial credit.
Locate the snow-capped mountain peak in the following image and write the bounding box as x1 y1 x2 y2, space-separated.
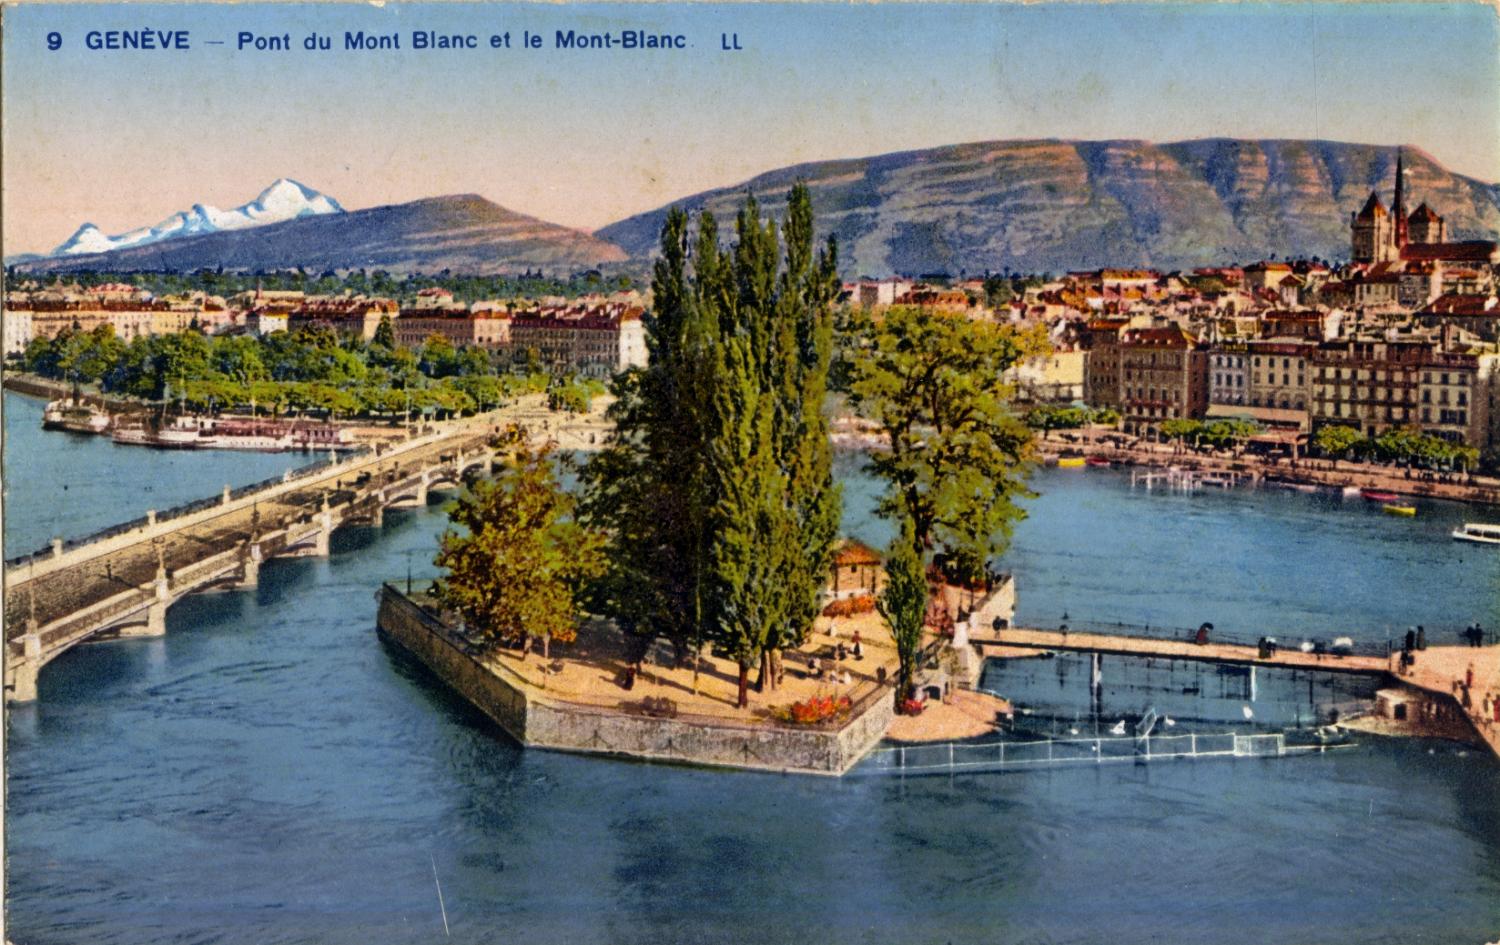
51 180 345 257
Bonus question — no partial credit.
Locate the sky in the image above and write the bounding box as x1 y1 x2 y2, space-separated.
3 1 1498 256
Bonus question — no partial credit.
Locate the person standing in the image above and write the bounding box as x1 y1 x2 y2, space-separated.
1467 663 1475 689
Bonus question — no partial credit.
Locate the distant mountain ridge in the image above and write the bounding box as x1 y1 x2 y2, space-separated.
18 194 628 275
596 138 1500 275
51 179 344 257
15 138 1500 278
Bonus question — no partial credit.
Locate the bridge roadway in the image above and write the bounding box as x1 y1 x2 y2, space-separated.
3 416 519 702
969 627 1393 675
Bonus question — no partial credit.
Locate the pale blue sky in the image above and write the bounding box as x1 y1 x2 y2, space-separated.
4 2 1497 254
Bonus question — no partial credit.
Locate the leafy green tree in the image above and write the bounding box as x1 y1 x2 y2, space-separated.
982 274 1014 310
846 306 1036 576
1313 424 1365 464
212 335 269 384
1159 418 1203 450
1199 419 1260 450
371 314 396 350
1025 404 1093 431
420 334 462 378
21 333 63 377
433 446 605 660
877 513 928 703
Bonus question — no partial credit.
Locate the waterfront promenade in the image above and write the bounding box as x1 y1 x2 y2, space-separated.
1038 430 1500 506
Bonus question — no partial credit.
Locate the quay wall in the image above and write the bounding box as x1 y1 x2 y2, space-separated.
2 372 152 414
375 585 893 776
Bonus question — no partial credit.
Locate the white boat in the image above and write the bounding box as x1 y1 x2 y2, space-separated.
1452 522 1500 545
155 417 205 449
42 399 111 434
110 425 153 446
197 417 295 451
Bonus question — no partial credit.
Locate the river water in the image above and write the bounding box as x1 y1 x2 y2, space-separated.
5 390 1499 944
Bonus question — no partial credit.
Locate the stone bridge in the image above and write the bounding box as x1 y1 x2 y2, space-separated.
3 423 509 702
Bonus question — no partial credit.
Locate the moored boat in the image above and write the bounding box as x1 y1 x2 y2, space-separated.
110 425 153 446
197 418 295 451
1382 504 1416 517
1361 488 1400 502
1056 456 1086 469
1452 522 1500 545
42 399 111 435
1085 456 1111 467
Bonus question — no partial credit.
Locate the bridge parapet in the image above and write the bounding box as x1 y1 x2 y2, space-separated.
4 427 479 582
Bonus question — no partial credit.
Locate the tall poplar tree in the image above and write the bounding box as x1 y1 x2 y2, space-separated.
582 185 842 709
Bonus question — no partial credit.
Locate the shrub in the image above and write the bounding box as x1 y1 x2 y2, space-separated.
776 694 853 726
822 595 876 617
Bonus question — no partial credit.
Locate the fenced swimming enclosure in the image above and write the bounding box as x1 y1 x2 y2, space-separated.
856 730 1348 777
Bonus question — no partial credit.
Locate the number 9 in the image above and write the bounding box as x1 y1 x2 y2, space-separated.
47 31 62 50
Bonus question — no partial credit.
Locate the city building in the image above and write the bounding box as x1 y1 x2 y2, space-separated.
1208 345 1248 407
1311 338 1428 436
1118 327 1207 434
508 302 647 377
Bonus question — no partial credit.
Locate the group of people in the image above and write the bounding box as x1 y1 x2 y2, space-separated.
1481 690 1500 729
1397 627 1427 674
1462 624 1488 648
809 625 864 686
1455 662 1500 730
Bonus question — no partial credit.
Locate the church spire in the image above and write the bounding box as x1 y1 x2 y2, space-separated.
1393 148 1409 249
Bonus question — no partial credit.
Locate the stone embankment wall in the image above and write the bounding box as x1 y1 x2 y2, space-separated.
3 373 152 414
376 585 893 776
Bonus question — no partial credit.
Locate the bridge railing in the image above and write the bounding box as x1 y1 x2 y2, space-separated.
2 444 388 569
1040 617 1395 659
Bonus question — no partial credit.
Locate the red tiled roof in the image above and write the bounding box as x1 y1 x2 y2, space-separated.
1122 327 1195 347
1420 293 1498 316
832 539 882 567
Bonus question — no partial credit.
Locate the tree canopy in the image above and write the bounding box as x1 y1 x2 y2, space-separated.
433 446 605 659
844 305 1038 584
581 184 842 708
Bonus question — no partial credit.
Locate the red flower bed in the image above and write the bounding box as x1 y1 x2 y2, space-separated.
822 595 876 617
779 694 854 725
